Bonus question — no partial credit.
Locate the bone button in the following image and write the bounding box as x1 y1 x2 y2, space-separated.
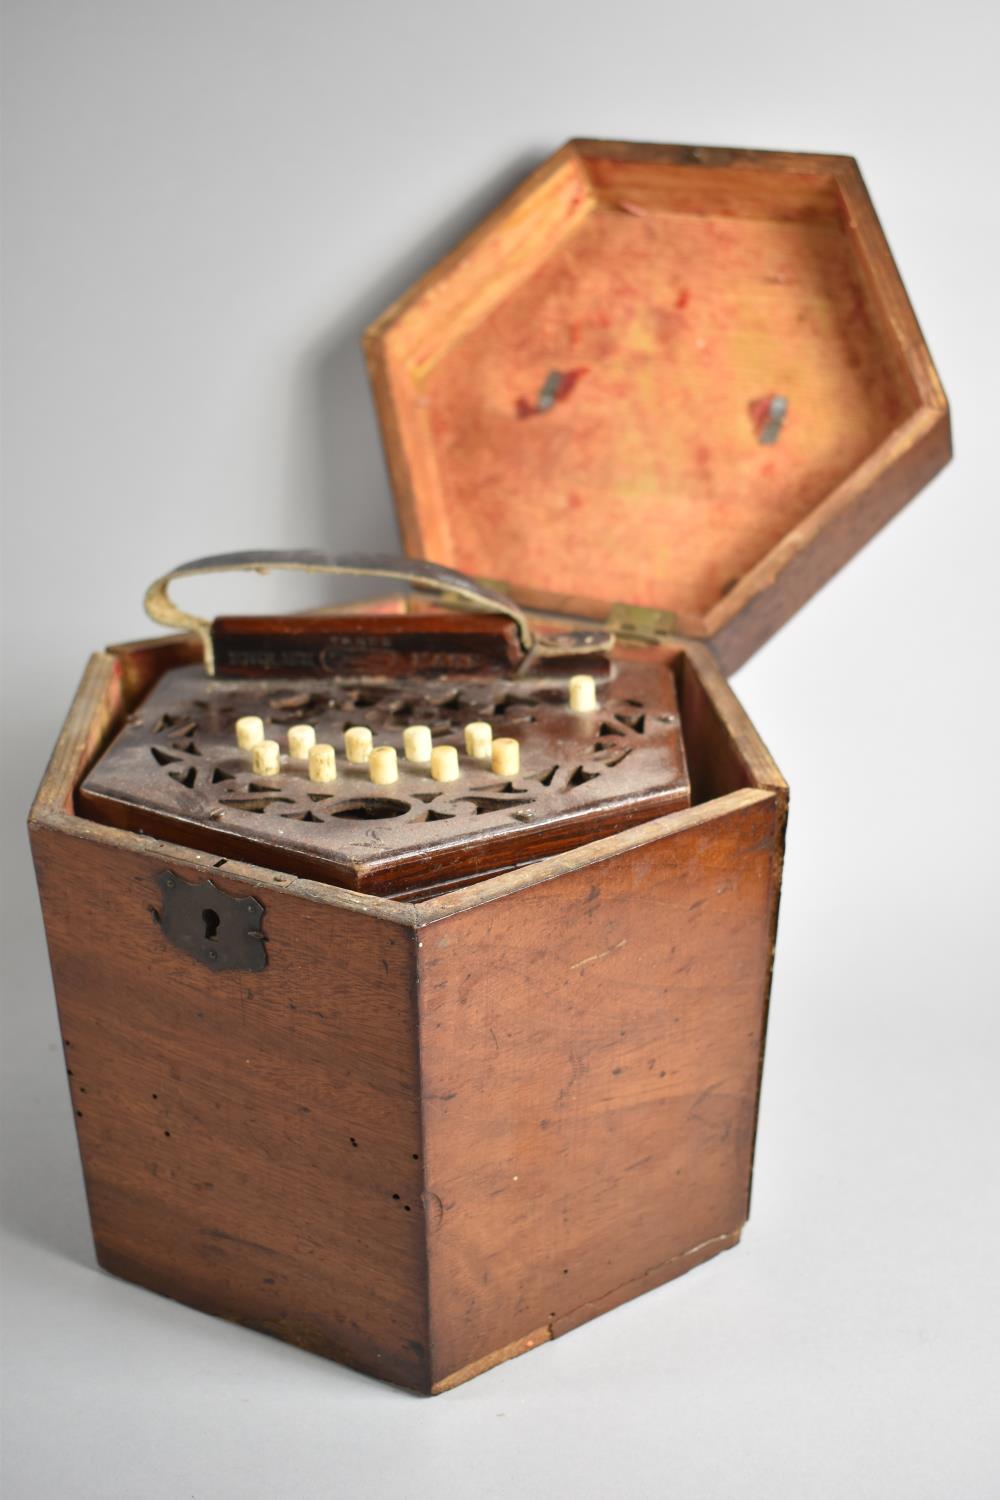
369 746 399 785
235 715 265 750
344 726 373 764
403 725 433 764
308 743 337 783
287 723 317 759
569 674 598 712
491 737 520 775
251 739 281 776
431 745 461 782
464 721 493 759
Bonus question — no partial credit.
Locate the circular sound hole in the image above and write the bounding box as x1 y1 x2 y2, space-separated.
329 798 411 821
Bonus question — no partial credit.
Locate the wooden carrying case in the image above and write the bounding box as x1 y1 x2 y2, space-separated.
30 139 949 1395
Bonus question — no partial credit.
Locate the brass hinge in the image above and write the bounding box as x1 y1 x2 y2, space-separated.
607 603 678 644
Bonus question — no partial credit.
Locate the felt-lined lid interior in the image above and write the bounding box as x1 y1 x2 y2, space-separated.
366 141 948 666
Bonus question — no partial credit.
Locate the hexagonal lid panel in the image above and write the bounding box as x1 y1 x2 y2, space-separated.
366 140 949 671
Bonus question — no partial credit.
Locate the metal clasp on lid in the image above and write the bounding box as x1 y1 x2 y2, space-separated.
607 604 678 644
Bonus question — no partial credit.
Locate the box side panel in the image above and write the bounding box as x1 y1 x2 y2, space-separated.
30 823 429 1391
417 793 783 1389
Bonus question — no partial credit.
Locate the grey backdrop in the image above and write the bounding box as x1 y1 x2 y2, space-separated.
3 2 998 1496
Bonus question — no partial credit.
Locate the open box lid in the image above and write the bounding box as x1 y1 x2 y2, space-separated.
364 139 950 673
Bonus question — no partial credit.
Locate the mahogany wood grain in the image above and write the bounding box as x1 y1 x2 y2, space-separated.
211 610 524 677
417 788 783 1388
30 621 786 1393
32 822 429 1389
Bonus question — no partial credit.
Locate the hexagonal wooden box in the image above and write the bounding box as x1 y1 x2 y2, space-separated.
30 139 948 1395
31 621 785 1393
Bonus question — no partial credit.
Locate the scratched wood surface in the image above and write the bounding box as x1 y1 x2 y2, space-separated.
366 137 950 672
31 822 430 1390
417 789 783 1389
30 622 786 1393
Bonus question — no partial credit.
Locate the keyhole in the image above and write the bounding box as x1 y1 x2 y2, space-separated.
202 908 220 941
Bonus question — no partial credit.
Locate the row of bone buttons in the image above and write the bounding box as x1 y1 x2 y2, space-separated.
231 676 599 787
233 716 527 786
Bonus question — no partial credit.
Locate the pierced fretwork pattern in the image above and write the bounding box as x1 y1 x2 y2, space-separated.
80 662 689 895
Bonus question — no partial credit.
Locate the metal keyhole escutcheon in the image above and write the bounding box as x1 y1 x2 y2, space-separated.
153 872 267 971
